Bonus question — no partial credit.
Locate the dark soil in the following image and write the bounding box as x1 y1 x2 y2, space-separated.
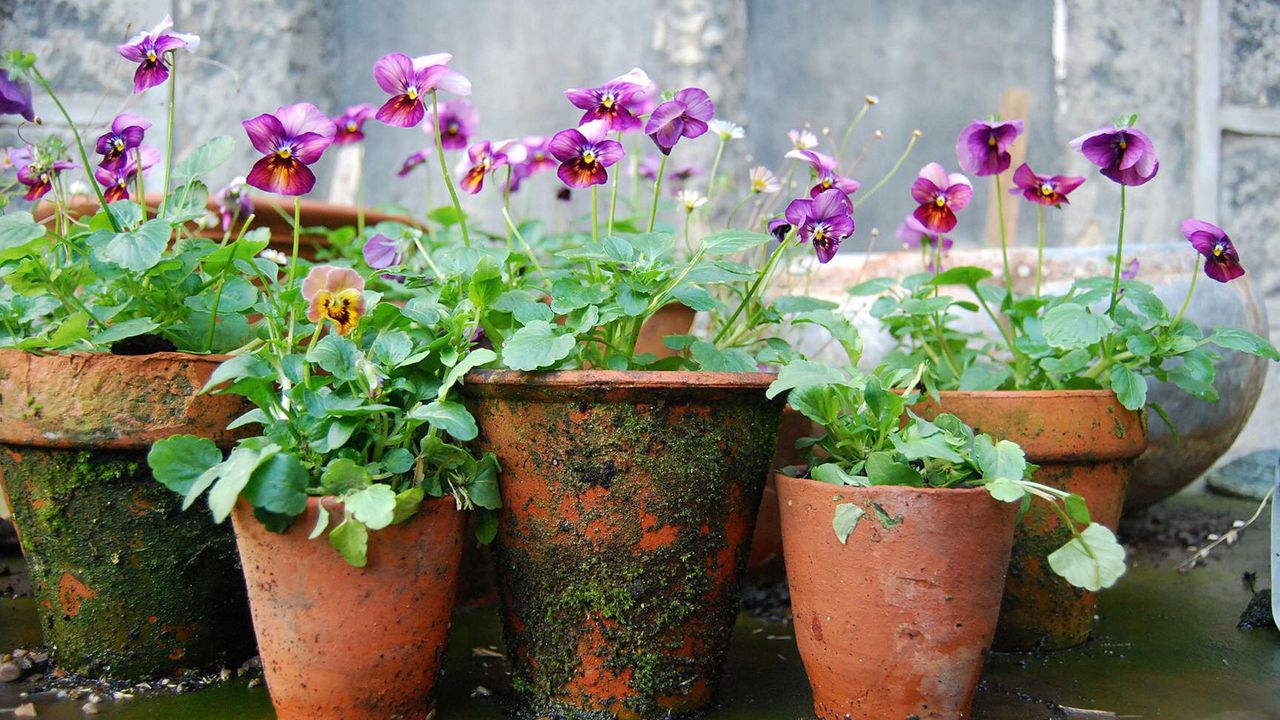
110 333 178 355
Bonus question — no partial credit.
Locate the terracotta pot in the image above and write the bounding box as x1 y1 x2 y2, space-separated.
0 350 255 678
633 303 696 358
232 495 464 720
914 390 1147 651
747 406 819 580
778 474 1017 719
461 370 784 719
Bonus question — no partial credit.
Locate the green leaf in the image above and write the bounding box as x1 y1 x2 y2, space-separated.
382 448 415 475
200 232 270 275
865 452 922 487
203 354 272 393
766 359 849 399
974 435 1027 481
469 453 502 510
772 295 839 314
927 265 993 288
1039 348 1092 376
549 278 610 313
98 219 170 272
984 478 1027 503
1064 493 1092 524
372 330 413 367
413 400 478 441
428 205 466 226
208 445 278 523
1043 303 1114 350
46 312 90 349
0 211 45 260
1109 365 1147 411
320 458 371 494
811 462 865 487
958 361 1011 391
468 257 504 308
92 318 161 347
1207 328 1280 361
328 517 369 567
703 229 772 255
671 286 718 312
174 135 235 179
148 435 222 496
846 277 896 296
689 341 756 372
343 484 397 531
307 334 360 381
502 321 576 371
832 502 864 544
308 504 330 539
390 487 425 524
441 348 498 396
1046 522 1127 591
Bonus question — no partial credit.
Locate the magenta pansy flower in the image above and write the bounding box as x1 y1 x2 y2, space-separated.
332 104 376 145
645 87 714 156
93 113 152 171
1009 163 1085 206
0 70 35 122
17 158 76 202
242 102 336 196
116 15 199 94
910 162 973 234
94 145 160 203
398 149 430 177
373 52 471 129
1181 219 1244 283
1070 123 1159 187
786 149 860 197
783 188 855 264
302 265 366 336
955 119 1024 176
425 98 478 150
458 139 526 195
548 120 625 189
564 68 655 133
897 214 954 252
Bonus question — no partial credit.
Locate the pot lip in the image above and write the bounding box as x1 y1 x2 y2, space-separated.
0 348 232 365
461 368 777 393
775 471 995 498
925 389 1121 400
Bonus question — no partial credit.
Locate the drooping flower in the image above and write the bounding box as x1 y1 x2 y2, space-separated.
332 104 376 144
1121 257 1140 280
783 188 855 263
457 139 526 194
94 145 160 202
1070 123 1159 187
213 176 252 231
564 68 655 133
94 113 152 171
749 166 780 194
786 149 860 197
708 119 745 141
787 129 819 151
0 69 35 122
16 156 75 201
677 189 707 213
1181 219 1244 283
116 15 199 94
645 88 715 155
397 149 430 177
362 233 402 269
767 216 791 243
242 102 337 196
373 52 471 128
910 162 973 233
548 120 625 189
896 214 954 253
425 98 478 150
955 119 1024 176
303 265 367 335
1009 163 1085 206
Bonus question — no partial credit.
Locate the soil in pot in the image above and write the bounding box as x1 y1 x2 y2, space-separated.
778 474 1017 719
462 370 784 720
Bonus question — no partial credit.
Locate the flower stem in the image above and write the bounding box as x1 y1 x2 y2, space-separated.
1035 204 1044 299
705 137 727 205
502 207 546 281
853 130 921 208
355 142 366 239
135 147 148 222
159 54 177 218
285 197 301 346
607 131 622 236
31 68 120 232
1172 255 1201 328
995 173 1011 299
1106 185 1127 319
835 101 873 166
430 91 470 247
725 192 752 228
591 185 599 243
647 154 668 233
713 232 794 345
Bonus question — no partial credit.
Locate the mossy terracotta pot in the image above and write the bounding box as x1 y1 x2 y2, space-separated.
778 475 1017 719
0 350 255 678
462 370 784 720
913 390 1147 651
231 495 464 720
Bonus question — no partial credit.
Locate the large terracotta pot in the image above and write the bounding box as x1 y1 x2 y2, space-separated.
0 350 255 678
462 370 784 720
914 390 1147 651
778 475 1016 719
232 495 464 720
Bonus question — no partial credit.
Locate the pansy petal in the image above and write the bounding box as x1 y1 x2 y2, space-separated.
910 176 941 205
151 33 189 55
302 266 331 301
291 131 334 165
460 165 487 194
411 52 453 70
376 95 425 128
674 87 714 122
556 159 607 188
1011 163 1038 191
680 116 709 139
242 113 287 155
943 180 974 211
593 139 626 168
548 128 587 162
784 197 812 228
918 162 950 190
1204 257 1245 283
373 53 416 94
117 39 147 62
913 203 958 233
113 113 152 133
324 267 365 293
245 154 316 196
132 62 169 94
275 102 336 141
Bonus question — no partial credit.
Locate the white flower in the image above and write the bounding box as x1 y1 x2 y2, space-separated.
788 129 819 150
708 119 745 141
677 189 707 212
748 166 780 194
260 249 289 265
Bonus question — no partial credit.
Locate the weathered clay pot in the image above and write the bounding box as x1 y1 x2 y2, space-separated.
633 303 696 358
462 370 783 720
747 406 818 580
914 390 1148 651
0 350 254 678
778 475 1016 719
232 495 464 720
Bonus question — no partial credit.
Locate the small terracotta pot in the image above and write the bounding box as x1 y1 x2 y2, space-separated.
913 390 1147 651
0 350 255 678
232 495 464 720
778 474 1016 720
746 406 819 580
462 370 784 719
632 303 696 358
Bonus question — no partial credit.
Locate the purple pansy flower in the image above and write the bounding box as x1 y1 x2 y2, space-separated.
1121 257 1140 281
767 216 792 243
0 69 35 122
955 119 1024 176
1008 163 1085 206
362 233 402 269
373 52 471 129
242 102 337 196
564 68 655 133
398 149 430 177
94 145 160 203
786 149 860 197
0 146 32 172
213 176 252 232
1070 123 1159 187
94 113 152 171
507 136 557 193
645 87 714 156
783 188 855 263
1181 219 1244 283
458 139 526 195
910 162 973 234
425 98 478 150
116 15 199 94
897 214 953 272
332 104 376 145
17 157 76 202
548 120 625 189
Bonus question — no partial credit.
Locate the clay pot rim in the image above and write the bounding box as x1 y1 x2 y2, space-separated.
0 348 232 363
775 472 994 499
237 492 458 524
461 368 777 395
928 389 1121 400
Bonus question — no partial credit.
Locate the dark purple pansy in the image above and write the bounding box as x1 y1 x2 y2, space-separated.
373 52 471 129
548 120 625 189
17 158 76 202
116 15 199 94
242 102 337 196
910 162 973 234
1070 124 1159 187
0 69 35 122
332 104 376 145
1181 219 1244 283
458 139 526 195
955 119 1024 176
564 68 654 133
398 149 430 177
644 87 714 156
783 188 855 264
425 98 478 150
1008 163 1085 206
94 145 160 202
786 149 860 197
767 216 791 243
94 113 152 171
213 176 252 231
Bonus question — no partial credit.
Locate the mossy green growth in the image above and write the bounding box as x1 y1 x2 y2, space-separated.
0 447 255 679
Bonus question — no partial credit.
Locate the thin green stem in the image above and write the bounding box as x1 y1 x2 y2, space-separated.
286 197 301 345
853 130 921 208
835 100 873 165
705 138 727 204
502 208 546 281
607 131 622 236
1106 185 1127 319
591 184 599 243
204 216 253 353
430 91 470 247
503 165 513 252
714 233 794 345
135 148 148 222
1035 204 1044 299
647 154 668 232
724 192 752 228
31 69 120 232
356 142 366 239
159 54 177 217
1172 256 1201 328
995 173 1011 299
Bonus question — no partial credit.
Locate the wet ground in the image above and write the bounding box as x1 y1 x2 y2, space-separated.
1 486 1277 719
